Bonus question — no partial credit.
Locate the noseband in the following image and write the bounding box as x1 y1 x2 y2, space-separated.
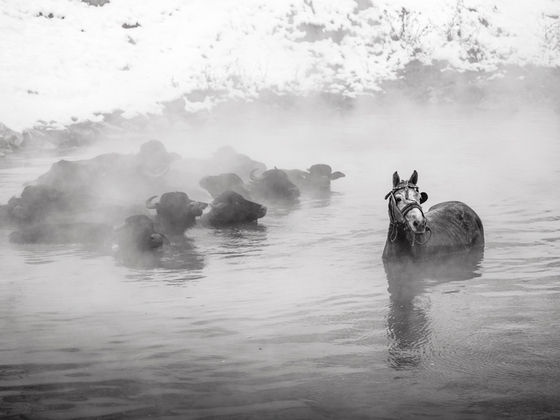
385 182 431 246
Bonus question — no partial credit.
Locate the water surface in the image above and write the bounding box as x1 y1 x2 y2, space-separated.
1 108 559 419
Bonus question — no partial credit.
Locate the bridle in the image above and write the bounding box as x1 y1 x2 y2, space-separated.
384 181 431 246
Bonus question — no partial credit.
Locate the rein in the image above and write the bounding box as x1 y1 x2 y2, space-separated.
385 182 432 246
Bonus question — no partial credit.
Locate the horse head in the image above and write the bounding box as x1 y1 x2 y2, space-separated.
384 170 429 245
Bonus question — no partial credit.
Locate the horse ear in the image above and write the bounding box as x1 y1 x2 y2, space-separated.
409 170 418 185
420 192 428 204
392 172 400 187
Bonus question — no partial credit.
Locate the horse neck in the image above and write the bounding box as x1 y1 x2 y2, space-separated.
383 222 419 259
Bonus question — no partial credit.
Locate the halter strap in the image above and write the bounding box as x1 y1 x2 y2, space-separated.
385 183 431 246
384 181 420 200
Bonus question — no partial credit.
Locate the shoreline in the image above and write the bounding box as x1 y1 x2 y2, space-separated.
1 61 558 156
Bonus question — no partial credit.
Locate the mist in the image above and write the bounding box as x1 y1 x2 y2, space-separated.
2 1 560 419
86 99 557 203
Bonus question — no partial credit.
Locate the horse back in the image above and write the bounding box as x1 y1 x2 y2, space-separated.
426 201 484 249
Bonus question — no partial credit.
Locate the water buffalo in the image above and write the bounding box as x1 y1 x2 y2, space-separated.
0 184 148 229
8 215 168 252
113 214 169 252
170 146 267 184
32 139 180 202
0 196 22 224
199 173 252 200
9 222 113 245
284 164 345 193
382 170 484 260
145 191 208 236
200 190 267 226
249 168 300 202
0 184 99 227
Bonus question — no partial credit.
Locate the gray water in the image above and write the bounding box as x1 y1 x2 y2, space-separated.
1 107 559 419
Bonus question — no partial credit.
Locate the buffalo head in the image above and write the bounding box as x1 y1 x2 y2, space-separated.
202 190 267 226
249 168 300 201
285 164 345 193
114 214 169 252
136 139 180 178
2 184 113 227
7 185 61 225
32 140 180 203
145 191 208 235
0 195 22 225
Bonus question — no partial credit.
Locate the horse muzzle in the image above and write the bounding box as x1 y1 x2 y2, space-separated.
405 207 427 234
412 218 427 234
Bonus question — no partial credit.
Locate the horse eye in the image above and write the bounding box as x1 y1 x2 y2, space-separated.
395 197 402 203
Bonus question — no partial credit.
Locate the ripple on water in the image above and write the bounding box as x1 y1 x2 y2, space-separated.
1 111 560 419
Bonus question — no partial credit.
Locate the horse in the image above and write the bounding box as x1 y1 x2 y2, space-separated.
382 170 484 261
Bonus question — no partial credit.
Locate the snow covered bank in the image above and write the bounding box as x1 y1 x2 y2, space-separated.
1 0 560 149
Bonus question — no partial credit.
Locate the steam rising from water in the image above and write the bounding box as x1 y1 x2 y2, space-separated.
1 102 560 419
143 104 558 209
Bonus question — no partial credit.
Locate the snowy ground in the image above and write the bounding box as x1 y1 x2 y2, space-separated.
1 0 560 142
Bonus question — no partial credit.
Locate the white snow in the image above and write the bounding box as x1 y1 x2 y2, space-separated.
1 0 559 131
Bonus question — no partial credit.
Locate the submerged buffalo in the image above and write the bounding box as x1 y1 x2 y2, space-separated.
0 184 147 229
32 139 180 202
0 184 99 227
200 190 267 226
9 222 113 245
114 214 169 252
170 146 267 184
382 170 484 260
284 164 345 193
8 214 168 254
199 173 252 200
249 168 300 202
145 191 208 236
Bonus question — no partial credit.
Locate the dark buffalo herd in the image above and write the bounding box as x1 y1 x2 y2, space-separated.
1 139 486 263
1 140 346 260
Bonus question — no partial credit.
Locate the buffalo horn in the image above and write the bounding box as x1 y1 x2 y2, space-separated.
12 206 27 219
249 168 262 181
113 222 127 232
145 195 159 210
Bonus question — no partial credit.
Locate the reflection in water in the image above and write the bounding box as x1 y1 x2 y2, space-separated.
1 111 559 419
117 224 268 282
19 244 109 266
115 236 206 280
384 249 484 370
113 247 164 270
160 236 206 272
308 193 334 208
264 201 301 218
207 223 268 259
